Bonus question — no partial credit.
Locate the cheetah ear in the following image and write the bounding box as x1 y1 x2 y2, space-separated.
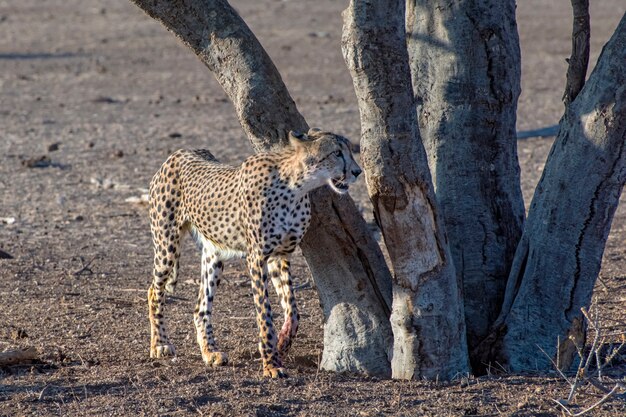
288 131 309 149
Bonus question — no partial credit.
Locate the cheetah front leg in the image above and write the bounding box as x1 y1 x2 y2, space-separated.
148 216 181 359
247 253 286 378
268 257 299 362
193 249 228 366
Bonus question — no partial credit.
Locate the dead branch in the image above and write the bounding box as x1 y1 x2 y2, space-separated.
548 301 626 414
563 0 590 106
70 255 98 277
566 305 601 402
538 343 572 385
554 383 622 416
0 346 39 366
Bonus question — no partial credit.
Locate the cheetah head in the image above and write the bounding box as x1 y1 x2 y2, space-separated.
289 129 362 194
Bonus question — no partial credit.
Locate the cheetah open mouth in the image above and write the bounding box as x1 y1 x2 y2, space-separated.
330 178 350 193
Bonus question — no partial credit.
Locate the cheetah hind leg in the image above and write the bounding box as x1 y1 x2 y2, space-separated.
194 249 228 366
148 228 181 359
149 282 176 358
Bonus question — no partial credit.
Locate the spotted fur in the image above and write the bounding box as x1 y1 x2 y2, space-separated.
147 129 361 378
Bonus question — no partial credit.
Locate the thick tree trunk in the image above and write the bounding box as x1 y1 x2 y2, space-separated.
405 0 525 358
475 13 626 373
342 0 469 380
300 195 393 376
130 0 393 376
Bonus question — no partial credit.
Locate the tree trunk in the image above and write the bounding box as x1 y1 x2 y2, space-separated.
475 13 626 373
405 0 525 358
129 0 393 376
342 0 469 380
300 195 393 376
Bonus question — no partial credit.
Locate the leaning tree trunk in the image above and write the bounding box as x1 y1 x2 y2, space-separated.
405 0 525 357
129 0 394 377
342 0 469 380
475 12 626 373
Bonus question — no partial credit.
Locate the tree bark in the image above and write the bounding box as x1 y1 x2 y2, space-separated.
475 13 626 373
129 0 393 376
405 0 525 358
342 0 469 380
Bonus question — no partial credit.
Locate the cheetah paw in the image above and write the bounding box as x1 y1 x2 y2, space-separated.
202 351 229 366
151 343 176 358
263 366 288 379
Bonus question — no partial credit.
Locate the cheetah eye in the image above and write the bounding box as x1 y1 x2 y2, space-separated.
333 150 342 157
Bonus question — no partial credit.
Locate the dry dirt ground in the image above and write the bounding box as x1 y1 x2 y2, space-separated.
1 0 625 416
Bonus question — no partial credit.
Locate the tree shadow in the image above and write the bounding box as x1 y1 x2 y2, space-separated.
0 52 85 60
1 378 223 408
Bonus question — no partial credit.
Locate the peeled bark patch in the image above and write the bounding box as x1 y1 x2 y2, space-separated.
376 184 442 291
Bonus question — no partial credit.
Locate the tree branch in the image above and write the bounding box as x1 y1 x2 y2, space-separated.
129 0 307 150
0 346 39 366
563 0 590 106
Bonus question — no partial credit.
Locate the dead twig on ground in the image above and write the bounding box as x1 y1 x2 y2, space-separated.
552 383 623 416
70 255 98 277
38 384 51 401
0 346 39 366
545 300 626 416
293 280 312 291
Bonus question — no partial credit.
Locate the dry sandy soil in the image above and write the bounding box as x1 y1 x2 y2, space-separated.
1 0 625 415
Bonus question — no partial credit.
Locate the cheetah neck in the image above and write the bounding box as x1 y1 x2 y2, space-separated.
276 150 322 197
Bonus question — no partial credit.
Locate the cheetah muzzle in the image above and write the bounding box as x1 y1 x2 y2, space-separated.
330 177 350 193
147 128 361 378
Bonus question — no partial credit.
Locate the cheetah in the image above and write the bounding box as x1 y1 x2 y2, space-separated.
148 128 362 378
